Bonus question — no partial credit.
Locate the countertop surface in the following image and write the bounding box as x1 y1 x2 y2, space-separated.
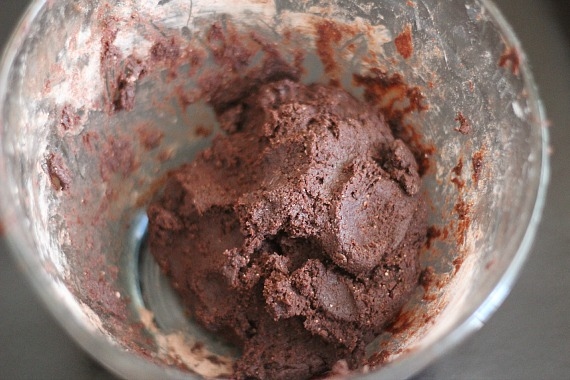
1 0 569 379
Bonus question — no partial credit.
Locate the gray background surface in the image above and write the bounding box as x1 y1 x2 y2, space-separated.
1 0 569 379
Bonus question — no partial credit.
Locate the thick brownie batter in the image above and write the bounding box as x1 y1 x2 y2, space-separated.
148 79 427 379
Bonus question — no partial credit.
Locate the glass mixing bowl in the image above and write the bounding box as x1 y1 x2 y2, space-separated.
0 0 549 379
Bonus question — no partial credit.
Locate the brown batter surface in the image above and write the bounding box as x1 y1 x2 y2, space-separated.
148 79 428 379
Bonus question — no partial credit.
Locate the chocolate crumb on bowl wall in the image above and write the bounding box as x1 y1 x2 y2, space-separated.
44 153 72 192
472 149 485 185
60 104 81 132
499 47 521 76
454 112 471 135
395 24 414 59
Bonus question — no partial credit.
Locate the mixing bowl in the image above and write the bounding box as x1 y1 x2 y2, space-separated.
0 0 549 378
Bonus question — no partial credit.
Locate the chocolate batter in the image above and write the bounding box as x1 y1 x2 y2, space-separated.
148 79 427 379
